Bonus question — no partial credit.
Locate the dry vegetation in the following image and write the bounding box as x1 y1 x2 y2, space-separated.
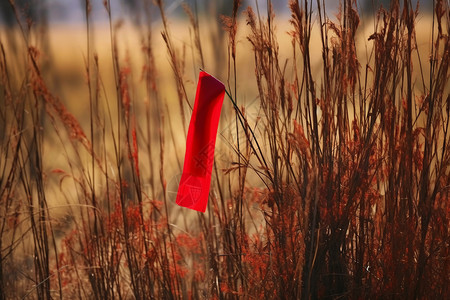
0 0 449 299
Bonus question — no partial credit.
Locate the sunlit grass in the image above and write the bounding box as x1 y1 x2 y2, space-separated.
0 0 448 298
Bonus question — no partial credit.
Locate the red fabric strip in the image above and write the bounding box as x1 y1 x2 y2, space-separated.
176 71 225 212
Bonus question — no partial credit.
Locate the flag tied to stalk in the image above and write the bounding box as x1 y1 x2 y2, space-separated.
176 71 225 212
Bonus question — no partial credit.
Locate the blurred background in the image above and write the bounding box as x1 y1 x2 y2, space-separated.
0 0 433 26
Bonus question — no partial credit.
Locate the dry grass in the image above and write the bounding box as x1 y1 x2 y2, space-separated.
0 0 449 299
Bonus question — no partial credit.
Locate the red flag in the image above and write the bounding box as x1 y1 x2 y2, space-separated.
176 71 225 212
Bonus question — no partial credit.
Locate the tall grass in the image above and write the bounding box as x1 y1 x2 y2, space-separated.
0 0 448 299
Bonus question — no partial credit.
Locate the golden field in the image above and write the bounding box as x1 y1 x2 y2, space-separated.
0 1 448 298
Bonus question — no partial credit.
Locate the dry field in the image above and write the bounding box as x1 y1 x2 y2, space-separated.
0 0 449 299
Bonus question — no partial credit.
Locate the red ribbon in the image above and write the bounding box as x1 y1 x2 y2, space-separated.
176 71 225 212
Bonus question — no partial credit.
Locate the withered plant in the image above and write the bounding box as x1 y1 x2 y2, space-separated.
0 0 448 299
